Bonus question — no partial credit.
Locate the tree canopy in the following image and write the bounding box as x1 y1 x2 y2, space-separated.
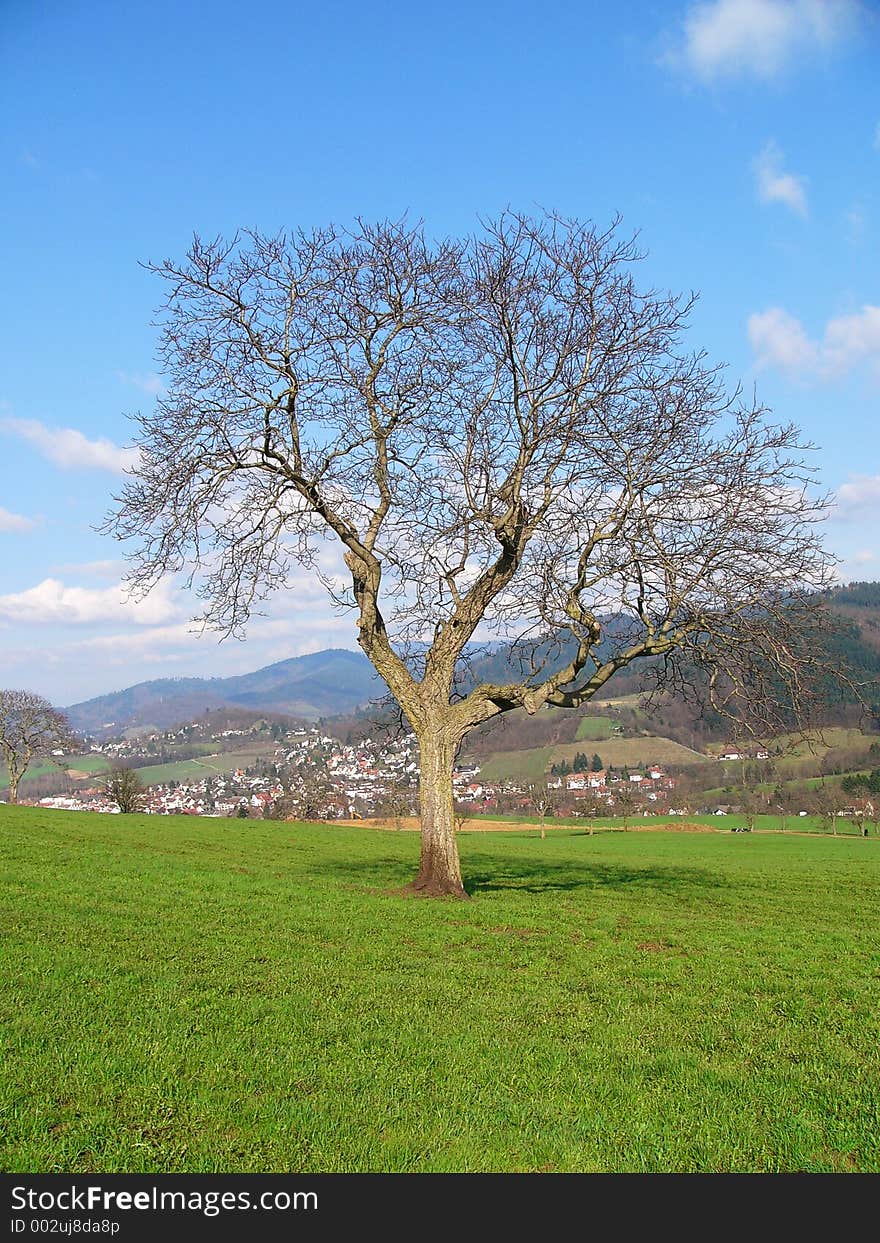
0 690 75 804
104 764 147 815
107 211 846 895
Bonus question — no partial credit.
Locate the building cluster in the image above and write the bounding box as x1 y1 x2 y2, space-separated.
33 769 284 817
454 762 683 817
27 716 698 821
33 726 422 819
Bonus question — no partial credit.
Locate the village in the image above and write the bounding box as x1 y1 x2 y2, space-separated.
28 717 692 821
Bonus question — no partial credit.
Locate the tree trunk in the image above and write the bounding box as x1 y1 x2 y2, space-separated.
7 770 19 804
406 729 467 898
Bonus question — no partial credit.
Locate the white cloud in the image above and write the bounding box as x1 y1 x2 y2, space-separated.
753 142 808 216
0 507 36 533
73 617 300 658
0 577 181 626
748 304 880 380
835 475 880 512
748 307 818 372
823 305 880 376
851 549 876 564
115 370 165 397
667 0 860 82
0 416 138 473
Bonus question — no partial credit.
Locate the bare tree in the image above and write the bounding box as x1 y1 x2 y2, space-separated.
105 764 147 814
527 782 556 840
614 782 639 831
578 790 605 835
738 788 761 833
0 690 75 804
811 784 839 836
106 212 847 896
773 787 789 834
289 771 334 821
377 782 415 831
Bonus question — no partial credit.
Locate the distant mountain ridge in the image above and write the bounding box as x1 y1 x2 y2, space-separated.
66 583 880 737
66 649 385 735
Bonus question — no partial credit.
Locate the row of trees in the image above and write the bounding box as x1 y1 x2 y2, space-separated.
550 752 604 776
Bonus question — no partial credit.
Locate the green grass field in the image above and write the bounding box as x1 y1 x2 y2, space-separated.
1 745 273 793
0 753 111 790
477 735 710 782
1 807 877 1173
574 716 618 741
710 728 877 780
130 748 270 786
475 746 556 783
549 736 709 770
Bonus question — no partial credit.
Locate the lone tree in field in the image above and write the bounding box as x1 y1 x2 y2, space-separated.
0 690 75 804
107 211 842 896
104 764 147 814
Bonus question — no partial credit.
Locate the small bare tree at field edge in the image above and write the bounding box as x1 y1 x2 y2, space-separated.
0 690 75 804
105 764 147 814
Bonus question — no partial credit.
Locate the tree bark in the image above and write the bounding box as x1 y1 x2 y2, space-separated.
406 728 467 898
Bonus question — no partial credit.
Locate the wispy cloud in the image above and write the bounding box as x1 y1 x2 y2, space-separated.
0 507 36 533
49 559 127 579
0 416 138 473
664 0 860 83
115 370 165 397
823 306 880 376
747 307 819 372
72 616 298 658
748 304 880 380
753 142 808 216
835 475 880 513
0 577 180 626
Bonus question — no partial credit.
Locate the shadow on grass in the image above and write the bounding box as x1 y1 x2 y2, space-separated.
320 854 728 898
463 858 728 896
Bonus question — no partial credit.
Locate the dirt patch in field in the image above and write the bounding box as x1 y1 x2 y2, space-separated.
334 816 719 834
637 940 687 954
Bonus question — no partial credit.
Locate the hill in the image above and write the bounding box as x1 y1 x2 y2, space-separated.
65 583 880 740
66 649 386 735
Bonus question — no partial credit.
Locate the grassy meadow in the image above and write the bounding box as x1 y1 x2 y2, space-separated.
1 806 878 1173
0 745 274 794
474 735 708 782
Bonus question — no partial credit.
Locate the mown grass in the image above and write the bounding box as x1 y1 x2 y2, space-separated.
2 745 274 794
476 736 709 782
575 716 618 741
131 747 271 786
549 736 710 771
475 746 556 783
1 807 878 1173
0 753 111 790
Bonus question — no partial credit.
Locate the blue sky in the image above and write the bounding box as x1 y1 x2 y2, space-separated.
1 0 878 706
